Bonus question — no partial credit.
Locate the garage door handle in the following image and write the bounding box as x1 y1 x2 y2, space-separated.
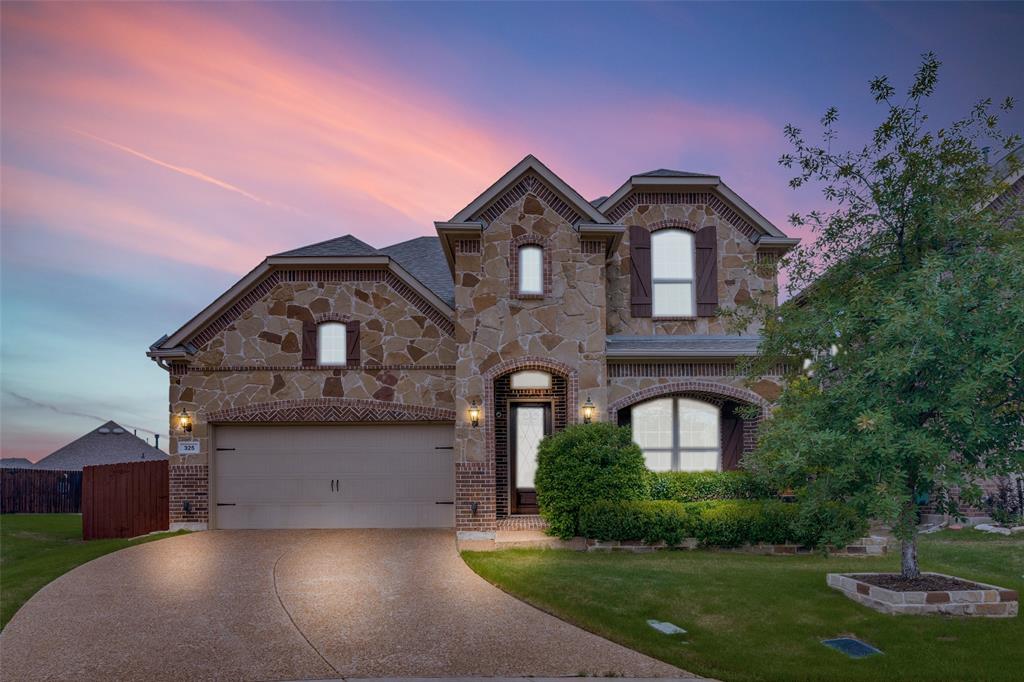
435 501 454 505
435 446 454 450
217 503 236 507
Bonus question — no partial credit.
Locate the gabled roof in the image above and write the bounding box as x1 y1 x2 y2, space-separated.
450 155 609 225
149 233 456 359
378 236 454 307
0 457 34 469
598 171 794 243
33 421 167 471
637 169 718 178
274 235 379 257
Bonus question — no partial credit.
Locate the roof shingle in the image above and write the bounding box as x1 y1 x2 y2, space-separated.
33 421 167 471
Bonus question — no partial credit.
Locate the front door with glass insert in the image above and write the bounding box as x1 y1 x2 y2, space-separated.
510 402 551 514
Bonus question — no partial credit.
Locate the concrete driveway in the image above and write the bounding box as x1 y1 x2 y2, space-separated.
0 529 693 681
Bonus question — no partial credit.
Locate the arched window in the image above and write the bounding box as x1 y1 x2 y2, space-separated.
518 245 543 294
631 397 719 471
651 229 694 317
317 322 347 365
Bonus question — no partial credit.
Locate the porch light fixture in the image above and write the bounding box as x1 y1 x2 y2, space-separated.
468 400 480 427
582 395 595 424
176 408 193 434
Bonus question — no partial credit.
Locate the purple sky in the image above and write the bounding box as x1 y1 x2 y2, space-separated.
2 2 1022 461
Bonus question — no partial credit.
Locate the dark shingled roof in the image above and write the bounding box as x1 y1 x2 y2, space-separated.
606 335 762 358
274 235 379 258
274 234 454 307
0 458 34 469
378 236 454 307
637 169 717 178
33 421 167 471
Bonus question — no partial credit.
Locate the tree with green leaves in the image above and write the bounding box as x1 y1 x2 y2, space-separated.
733 53 1023 578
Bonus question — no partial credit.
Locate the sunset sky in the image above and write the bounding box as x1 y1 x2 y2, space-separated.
2 2 1022 461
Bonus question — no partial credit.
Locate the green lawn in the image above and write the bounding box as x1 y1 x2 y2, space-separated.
0 514 186 630
463 530 1024 681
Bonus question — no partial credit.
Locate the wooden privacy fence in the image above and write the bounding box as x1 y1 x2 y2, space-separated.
83 460 169 540
1 468 82 513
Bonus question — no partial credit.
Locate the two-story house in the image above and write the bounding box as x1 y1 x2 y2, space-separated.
148 155 799 537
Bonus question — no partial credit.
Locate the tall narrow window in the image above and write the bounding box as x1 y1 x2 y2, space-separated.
651 229 694 316
518 245 543 294
317 322 346 365
631 397 720 471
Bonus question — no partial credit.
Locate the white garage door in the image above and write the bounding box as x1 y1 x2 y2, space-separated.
213 424 454 529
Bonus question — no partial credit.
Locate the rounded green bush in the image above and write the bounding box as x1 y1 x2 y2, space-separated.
535 423 648 539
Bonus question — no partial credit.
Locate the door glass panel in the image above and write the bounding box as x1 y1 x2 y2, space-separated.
515 406 545 489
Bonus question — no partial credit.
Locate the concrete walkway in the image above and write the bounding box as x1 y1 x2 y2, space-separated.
0 529 695 681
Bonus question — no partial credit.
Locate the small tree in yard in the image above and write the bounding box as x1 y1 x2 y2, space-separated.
735 54 1023 578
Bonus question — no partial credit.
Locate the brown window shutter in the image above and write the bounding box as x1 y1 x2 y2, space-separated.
301 322 317 366
720 404 744 471
629 225 652 317
695 225 718 316
345 320 360 367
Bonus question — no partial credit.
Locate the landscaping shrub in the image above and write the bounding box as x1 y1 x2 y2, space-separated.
648 470 772 502
694 500 799 547
578 499 802 547
579 500 698 546
790 500 868 550
535 423 648 539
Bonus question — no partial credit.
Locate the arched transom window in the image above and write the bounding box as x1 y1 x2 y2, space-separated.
510 370 551 389
632 397 719 471
651 229 695 317
317 322 347 365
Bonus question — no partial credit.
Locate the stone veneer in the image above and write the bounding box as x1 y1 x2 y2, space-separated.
827 573 1019 617
452 189 605 533
167 274 457 526
608 202 777 336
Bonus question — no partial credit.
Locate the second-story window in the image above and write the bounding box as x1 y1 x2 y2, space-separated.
317 322 346 365
518 245 543 295
651 229 694 317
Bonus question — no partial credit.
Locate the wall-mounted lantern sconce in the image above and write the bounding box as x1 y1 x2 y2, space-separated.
468 400 480 427
582 395 595 424
176 408 193 433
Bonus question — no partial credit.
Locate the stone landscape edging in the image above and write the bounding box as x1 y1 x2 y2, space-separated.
827 572 1019 617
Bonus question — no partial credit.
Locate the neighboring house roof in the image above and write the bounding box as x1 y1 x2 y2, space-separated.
378 236 455 307
32 421 167 471
606 335 763 359
273 235 380 258
0 458 34 469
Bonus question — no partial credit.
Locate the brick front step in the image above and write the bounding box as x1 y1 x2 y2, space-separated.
827 572 1019 617
496 515 549 531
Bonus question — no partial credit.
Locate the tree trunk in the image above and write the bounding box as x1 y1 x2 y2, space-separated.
901 530 920 579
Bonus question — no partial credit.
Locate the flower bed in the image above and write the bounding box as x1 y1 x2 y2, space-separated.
827 572 1019 617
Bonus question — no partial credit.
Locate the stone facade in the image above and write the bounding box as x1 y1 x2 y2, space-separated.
152 156 796 533
608 202 776 336
165 274 456 525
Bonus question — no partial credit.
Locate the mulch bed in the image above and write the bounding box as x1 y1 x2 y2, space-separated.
858 573 983 592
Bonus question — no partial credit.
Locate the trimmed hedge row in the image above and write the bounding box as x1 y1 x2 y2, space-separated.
648 470 772 502
579 499 805 548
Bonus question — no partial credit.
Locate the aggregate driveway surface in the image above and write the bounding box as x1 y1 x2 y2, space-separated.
0 529 693 681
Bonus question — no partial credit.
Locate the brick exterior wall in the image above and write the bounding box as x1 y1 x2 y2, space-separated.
493 371 568 518
455 462 495 532
169 464 208 526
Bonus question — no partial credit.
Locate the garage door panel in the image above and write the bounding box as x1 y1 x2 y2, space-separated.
214 424 454 529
